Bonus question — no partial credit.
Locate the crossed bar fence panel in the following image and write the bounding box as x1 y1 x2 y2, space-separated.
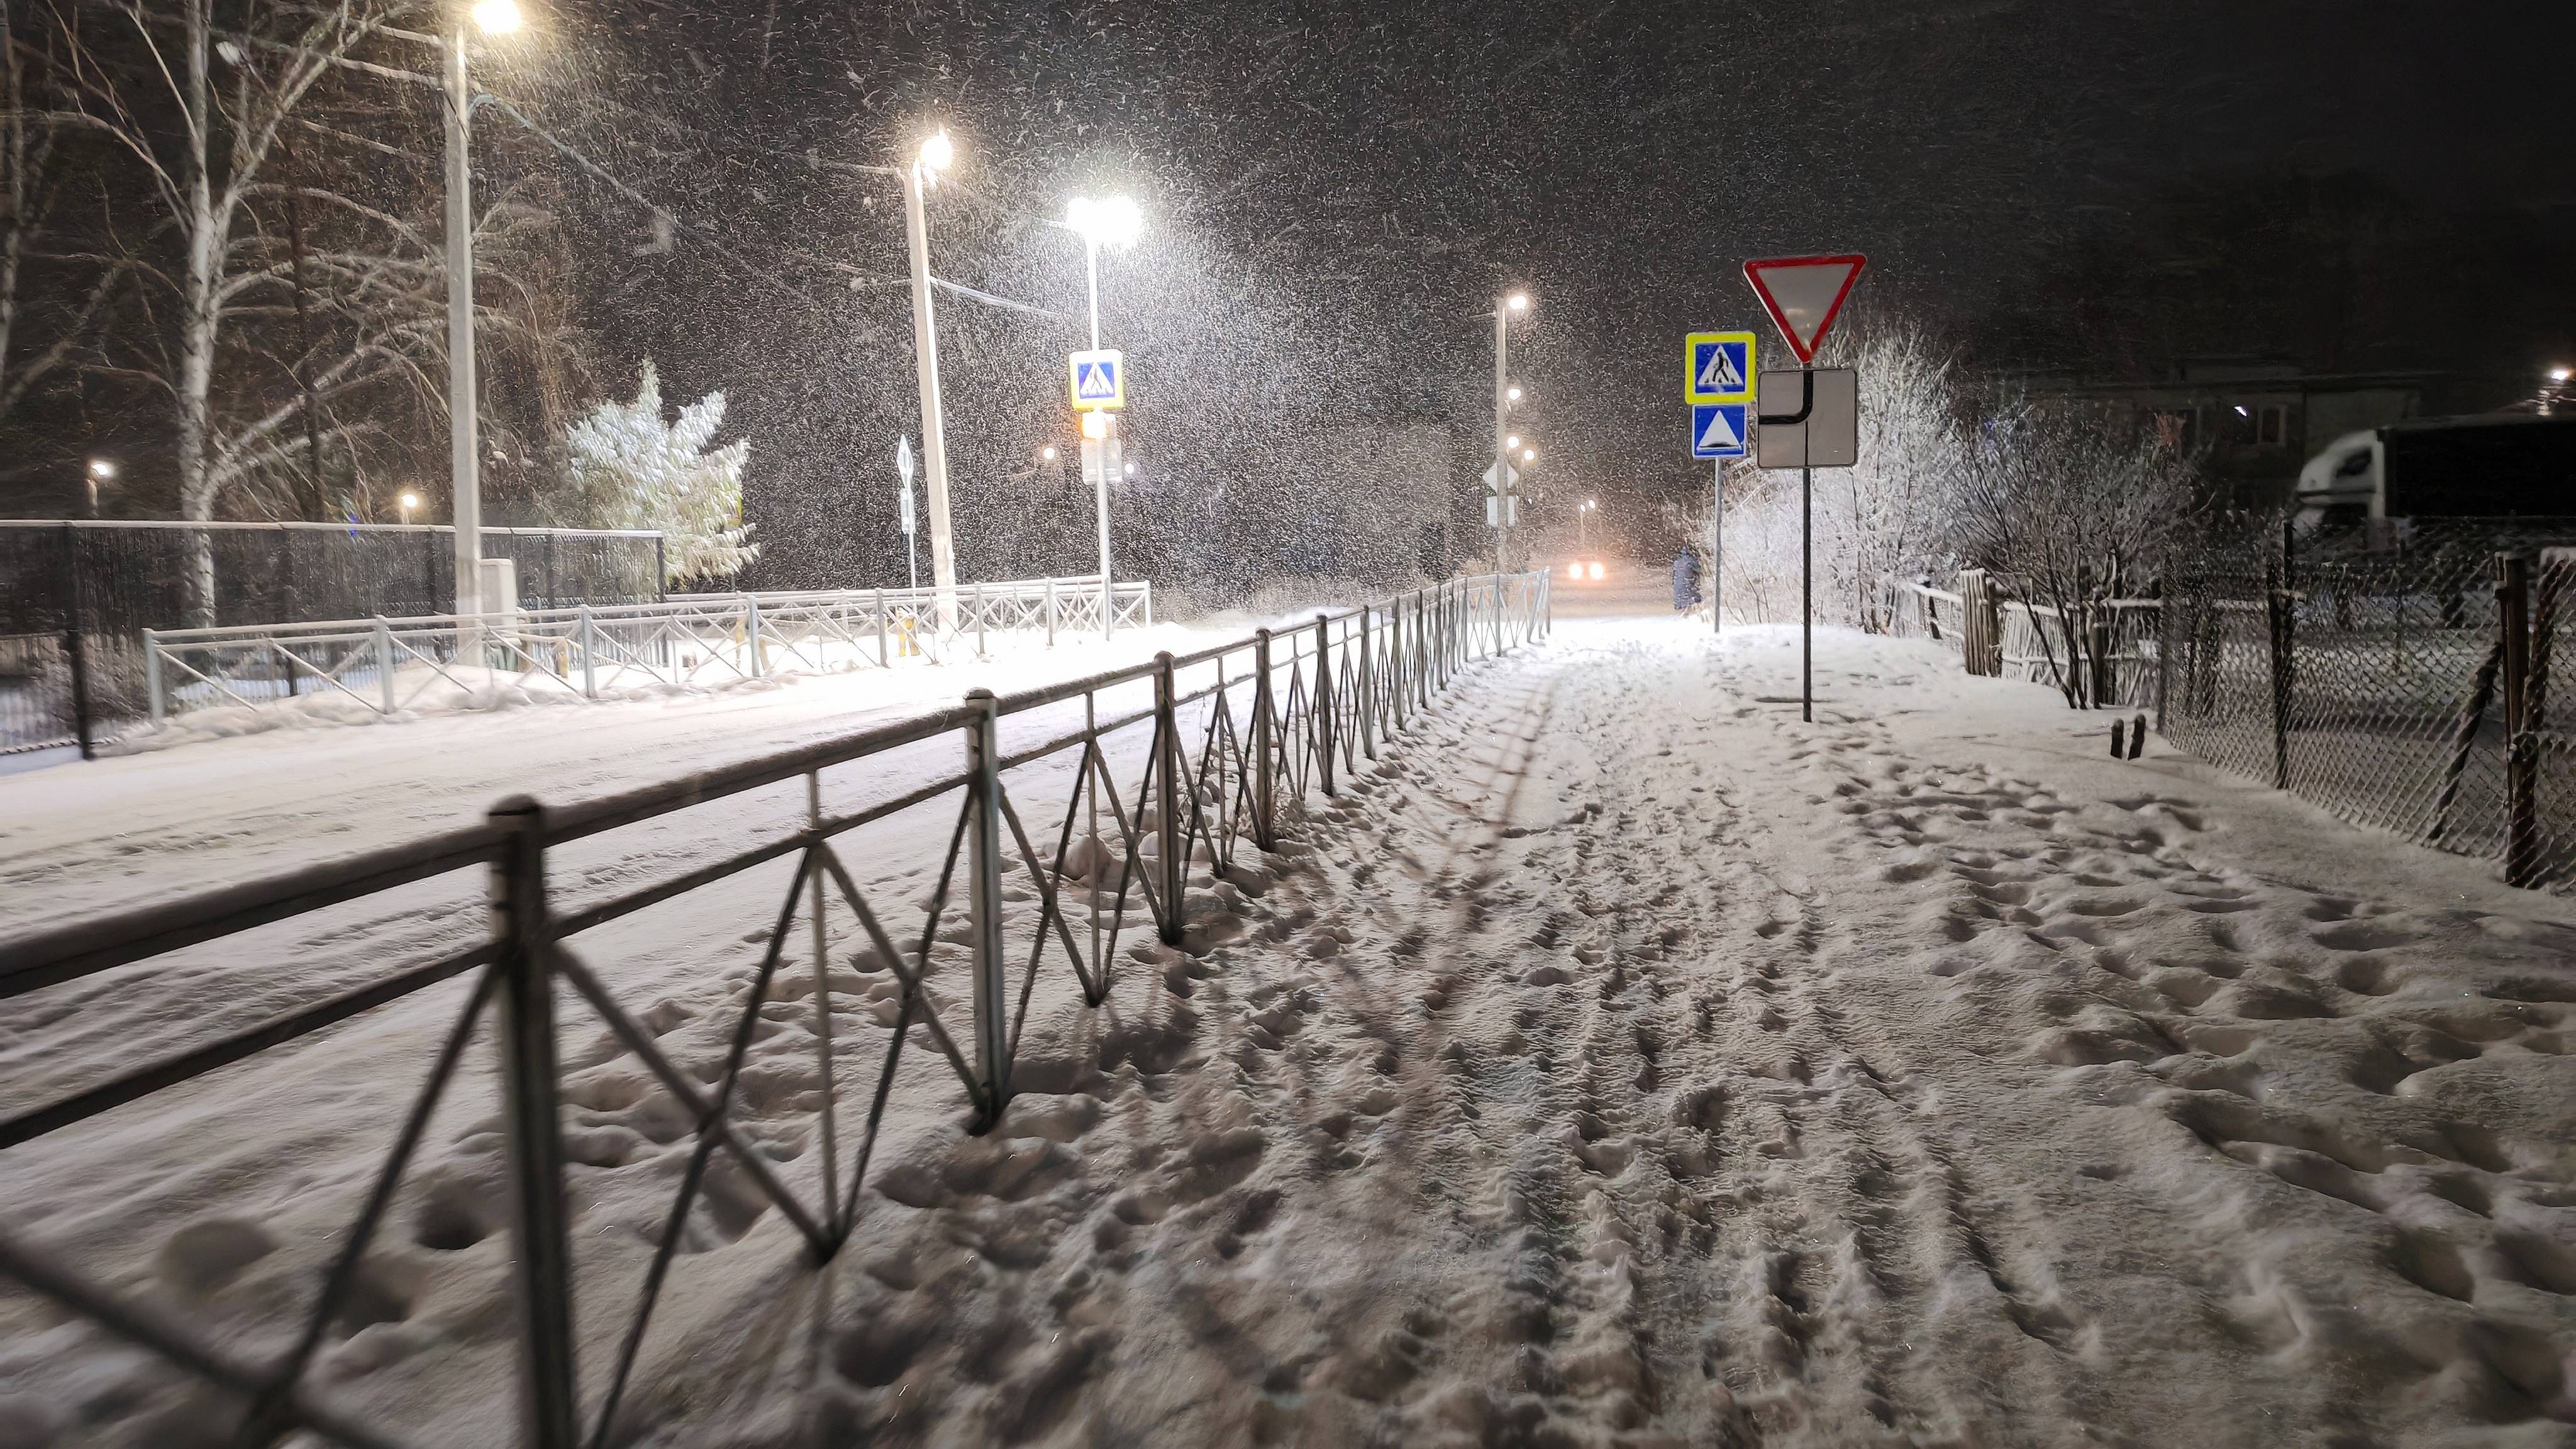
0 575 1550 1449
140 579 1158 728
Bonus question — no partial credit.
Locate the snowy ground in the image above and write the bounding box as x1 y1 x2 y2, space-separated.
5 582 2576 1447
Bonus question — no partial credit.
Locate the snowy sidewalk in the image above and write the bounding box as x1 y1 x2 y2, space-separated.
6 616 2575 1446
802 618 2576 1445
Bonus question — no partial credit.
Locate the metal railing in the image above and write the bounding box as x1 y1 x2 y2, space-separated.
140 578 1154 730
0 570 1551 1449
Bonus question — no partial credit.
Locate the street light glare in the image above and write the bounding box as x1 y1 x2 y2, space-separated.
470 0 521 34
1523 448 1536 462
1507 386 1523 401
1506 435 1521 448
1041 445 1059 460
918 130 953 172
1067 194 1143 248
2553 366 2573 382
1506 292 1530 311
87 459 115 479
400 492 420 508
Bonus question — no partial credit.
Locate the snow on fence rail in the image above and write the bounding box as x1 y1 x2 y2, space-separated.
0 570 1551 1449
139 577 1152 731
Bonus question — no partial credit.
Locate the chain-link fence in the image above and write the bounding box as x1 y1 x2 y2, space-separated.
2156 517 2576 891
0 522 663 756
1888 519 2576 894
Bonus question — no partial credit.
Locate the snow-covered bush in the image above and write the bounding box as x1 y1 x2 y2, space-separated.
565 362 757 584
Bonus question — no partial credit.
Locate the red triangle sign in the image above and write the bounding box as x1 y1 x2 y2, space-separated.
1743 254 1867 364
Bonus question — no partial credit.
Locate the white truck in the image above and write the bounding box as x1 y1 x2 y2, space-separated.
2296 413 2576 523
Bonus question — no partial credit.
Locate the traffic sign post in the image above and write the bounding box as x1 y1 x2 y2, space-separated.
1684 330 1758 633
1744 254 1867 722
1482 459 1521 530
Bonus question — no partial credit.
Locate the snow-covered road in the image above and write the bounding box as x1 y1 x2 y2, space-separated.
6 608 2575 1447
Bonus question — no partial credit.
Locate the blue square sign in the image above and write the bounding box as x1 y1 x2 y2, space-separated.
1691 403 1748 458
1689 340 1751 402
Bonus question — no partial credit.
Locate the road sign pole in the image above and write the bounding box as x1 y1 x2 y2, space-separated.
1802 453 1813 723
1713 458 1724 636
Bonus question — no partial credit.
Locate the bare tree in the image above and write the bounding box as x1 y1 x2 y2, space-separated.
0 0 126 437
40 0 440 613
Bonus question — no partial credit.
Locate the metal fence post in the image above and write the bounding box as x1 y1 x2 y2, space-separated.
1313 613 1336 796
577 606 598 699
1141 582 1153 628
1415 590 1431 709
1358 605 1377 760
374 618 397 714
2266 550 2293 791
486 798 579 1449
58 524 95 760
1153 653 1187 945
144 629 165 726
743 593 765 678
2499 553 2538 887
963 689 1011 1113
975 582 988 658
1045 577 1058 647
875 589 890 666
1251 629 1277 850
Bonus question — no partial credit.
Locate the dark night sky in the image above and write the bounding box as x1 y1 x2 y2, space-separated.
304 1 2576 572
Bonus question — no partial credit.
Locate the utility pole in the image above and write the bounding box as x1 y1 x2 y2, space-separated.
1491 302 1509 572
902 133 960 636
442 28 480 621
1068 195 1140 638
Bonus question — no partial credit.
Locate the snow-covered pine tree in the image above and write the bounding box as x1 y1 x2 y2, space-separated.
565 360 757 584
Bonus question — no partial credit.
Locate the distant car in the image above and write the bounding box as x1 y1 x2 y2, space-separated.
1564 560 1606 582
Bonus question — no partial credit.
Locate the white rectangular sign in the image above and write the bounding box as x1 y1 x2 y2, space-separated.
1755 367 1858 469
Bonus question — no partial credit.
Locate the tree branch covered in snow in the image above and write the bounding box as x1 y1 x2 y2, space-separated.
565 359 755 584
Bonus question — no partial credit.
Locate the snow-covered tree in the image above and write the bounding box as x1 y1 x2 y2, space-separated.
565 360 755 584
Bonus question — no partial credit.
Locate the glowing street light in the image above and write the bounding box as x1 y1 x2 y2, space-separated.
1506 434 1521 449
470 0 521 32
1507 385 1523 403
399 491 421 525
1041 445 1059 461
1577 496 1597 554
1506 292 1530 312
1521 447 1536 462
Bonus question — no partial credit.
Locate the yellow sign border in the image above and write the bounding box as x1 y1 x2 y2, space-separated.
1070 348 1126 412
1684 331 1757 405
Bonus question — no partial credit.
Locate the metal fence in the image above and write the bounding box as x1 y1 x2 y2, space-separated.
1 521 665 757
1888 518 2576 892
0 570 1552 1449
141 579 1153 731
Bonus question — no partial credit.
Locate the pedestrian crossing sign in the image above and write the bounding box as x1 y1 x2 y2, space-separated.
1069 348 1125 411
1691 402 1749 459
1685 331 1757 404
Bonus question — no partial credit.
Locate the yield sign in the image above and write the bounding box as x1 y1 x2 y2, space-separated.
1743 254 1867 364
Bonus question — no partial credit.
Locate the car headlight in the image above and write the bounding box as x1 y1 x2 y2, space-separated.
1587 562 1605 580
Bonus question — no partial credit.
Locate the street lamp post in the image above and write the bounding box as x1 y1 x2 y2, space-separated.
1578 497 1595 555
1492 292 1528 571
902 130 961 637
1067 194 1141 638
442 1 520 623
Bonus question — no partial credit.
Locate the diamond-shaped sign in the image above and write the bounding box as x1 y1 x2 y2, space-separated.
1743 255 1866 364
